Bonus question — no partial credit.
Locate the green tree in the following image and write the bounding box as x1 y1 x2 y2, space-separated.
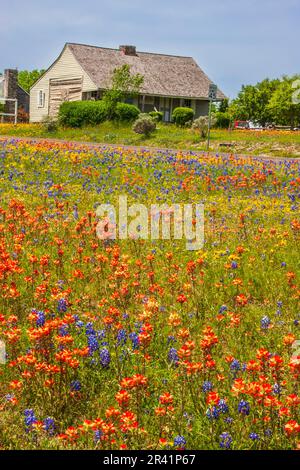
18 69 45 92
103 64 144 117
267 75 300 127
229 78 280 125
219 98 229 113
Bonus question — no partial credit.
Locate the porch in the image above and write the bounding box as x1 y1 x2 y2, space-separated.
136 95 209 121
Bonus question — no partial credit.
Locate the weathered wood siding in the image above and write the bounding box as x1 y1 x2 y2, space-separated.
49 77 83 117
30 46 97 122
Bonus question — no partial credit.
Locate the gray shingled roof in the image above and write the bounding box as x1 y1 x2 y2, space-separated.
67 43 225 100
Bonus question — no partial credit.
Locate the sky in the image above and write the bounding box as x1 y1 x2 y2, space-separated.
1 0 299 98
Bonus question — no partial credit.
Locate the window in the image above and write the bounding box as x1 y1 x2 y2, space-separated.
82 90 101 101
183 99 191 108
38 90 45 108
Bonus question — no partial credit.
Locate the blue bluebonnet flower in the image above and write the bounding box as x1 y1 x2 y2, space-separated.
249 432 260 441
57 298 67 313
173 435 186 447
219 305 227 314
219 432 232 449
224 417 233 424
168 347 179 364
58 324 68 337
238 400 250 415
218 399 229 414
261 315 271 329
24 409 37 432
97 329 106 340
116 329 127 346
206 406 220 420
73 205 79 220
231 261 238 269
99 347 110 367
264 429 272 437
230 359 240 371
35 310 45 327
70 380 81 391
129 332 139 350
273 383 281 394
94 430 103 443
44 417 55 435
87 335 99 355
202 381 213 393
167 335 176 344
4 394 14 401
86 322 96 336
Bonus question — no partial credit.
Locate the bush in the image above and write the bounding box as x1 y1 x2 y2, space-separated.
214 111 232 129
132 114 156 137
172 107 194 126
114 102 140 122
59 101 109 127
42 116 58 133
149 111 163 122
192 115 216 138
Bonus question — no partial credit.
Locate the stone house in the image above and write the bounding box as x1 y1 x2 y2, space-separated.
30 43 225 122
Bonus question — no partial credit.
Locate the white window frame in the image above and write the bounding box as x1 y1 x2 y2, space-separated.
37 90 45 108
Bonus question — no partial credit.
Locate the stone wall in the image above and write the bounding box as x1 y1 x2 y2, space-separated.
4 69 18 116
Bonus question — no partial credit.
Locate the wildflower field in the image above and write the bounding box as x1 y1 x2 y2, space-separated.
0 137 299 450
1 123 300 158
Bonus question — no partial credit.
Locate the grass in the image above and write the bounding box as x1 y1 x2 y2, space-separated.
1 121 300 157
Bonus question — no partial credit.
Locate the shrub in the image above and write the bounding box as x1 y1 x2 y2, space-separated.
214 111 232 129
172 107 194 126
42 116 58 133
132 114 156 137
149 111 163 122
114 102 140 122
59 100 109 127
192 115 216 138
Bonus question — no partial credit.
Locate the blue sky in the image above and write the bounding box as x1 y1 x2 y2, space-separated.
1 0 299 98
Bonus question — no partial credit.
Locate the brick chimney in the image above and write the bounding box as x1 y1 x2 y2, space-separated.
4 69 18 116
119 45 137 56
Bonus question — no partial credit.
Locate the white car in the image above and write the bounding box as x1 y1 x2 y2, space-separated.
248 121 264 130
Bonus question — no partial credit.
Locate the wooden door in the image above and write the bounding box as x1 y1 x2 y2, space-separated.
49 77 83 117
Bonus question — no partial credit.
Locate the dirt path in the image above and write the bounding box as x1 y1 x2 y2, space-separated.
1 134 300 163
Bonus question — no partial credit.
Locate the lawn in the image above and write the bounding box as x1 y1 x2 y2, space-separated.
1 122 300 157
0 138 299 450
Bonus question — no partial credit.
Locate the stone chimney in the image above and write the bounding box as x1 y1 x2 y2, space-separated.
4 69 18 117
119 45 137 56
